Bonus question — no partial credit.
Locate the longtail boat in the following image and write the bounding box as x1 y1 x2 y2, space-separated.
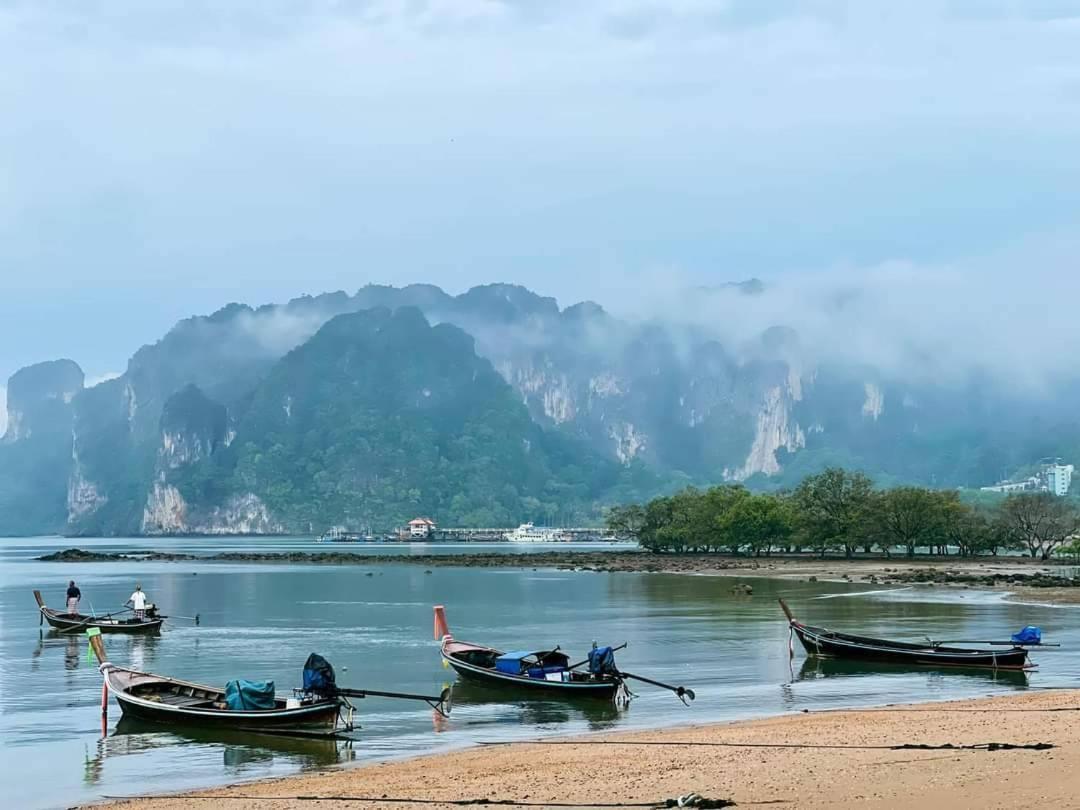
779 599 1032 671
87 633 450 735
433 606 695 704
34 590 163 634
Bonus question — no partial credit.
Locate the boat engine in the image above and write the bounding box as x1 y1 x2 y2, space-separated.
302 652 338 697
587 644 619 676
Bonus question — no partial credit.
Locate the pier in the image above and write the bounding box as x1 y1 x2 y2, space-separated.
433 527 614 542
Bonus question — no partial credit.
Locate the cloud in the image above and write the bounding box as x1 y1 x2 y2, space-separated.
233 308 337 358
2 1 1080 384
85 372 122 388
613 227 1080 393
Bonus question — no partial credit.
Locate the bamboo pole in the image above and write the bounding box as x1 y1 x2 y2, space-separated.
779 598 796 622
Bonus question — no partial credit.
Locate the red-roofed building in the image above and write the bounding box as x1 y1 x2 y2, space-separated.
407 517 437 539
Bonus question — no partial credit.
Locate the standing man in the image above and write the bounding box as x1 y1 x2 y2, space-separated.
66 580 81 615
127 583 148 620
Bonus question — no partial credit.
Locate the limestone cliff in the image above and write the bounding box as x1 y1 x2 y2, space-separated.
157 384 227 469
141 483 282 535
2 359 83 443
725 383 806 481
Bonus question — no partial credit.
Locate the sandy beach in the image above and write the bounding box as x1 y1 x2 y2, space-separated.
92 688 1080 810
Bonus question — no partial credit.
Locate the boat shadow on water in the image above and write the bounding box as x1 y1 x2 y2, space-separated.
82 716 354 785
447 680 623 730
795 657 1031 688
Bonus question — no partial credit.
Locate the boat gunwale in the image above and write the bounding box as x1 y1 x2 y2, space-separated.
792 621 1033 670
440 641 620 693
103 665 342 720
40 606 163 632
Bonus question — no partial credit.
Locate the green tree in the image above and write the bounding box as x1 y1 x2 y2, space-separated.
997 492 1080 559
872 486 947 558
793 468 874 558
605 503 646 540
717 493 794 555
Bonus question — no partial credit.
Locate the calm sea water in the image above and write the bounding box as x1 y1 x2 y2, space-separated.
3 536 1078 810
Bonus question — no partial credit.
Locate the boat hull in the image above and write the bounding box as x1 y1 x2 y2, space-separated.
104 667 343 732
792 622 1030 670
41 608 163 634
441 649 619 698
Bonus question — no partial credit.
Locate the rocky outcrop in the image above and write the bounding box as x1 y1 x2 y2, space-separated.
2 359 83 443
142 482 186 533
67 470 107 522
157 385 227 469
142 485 282 535
862 383 885 421
609 421 646 464
725 385 806 480
197 494 283 535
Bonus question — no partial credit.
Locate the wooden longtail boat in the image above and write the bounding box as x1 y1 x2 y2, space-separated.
780 599 1032 671
87 633 347 732
434 606 622 699
87 636 450 735
34 590 163 634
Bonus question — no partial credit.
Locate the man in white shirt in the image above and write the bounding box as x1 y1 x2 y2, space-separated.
127 584 148 620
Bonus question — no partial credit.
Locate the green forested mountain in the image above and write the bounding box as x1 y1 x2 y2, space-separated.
1 282 1078 536
148 307 625 533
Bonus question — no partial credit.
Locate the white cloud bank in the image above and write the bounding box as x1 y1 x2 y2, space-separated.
2 1 1080 385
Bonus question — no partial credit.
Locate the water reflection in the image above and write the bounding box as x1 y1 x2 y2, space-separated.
795 657 1030 689
80 717 353 781
448 681 621 730
64 634 81 670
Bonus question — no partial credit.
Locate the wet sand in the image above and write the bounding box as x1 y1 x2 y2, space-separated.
91 688 1080 810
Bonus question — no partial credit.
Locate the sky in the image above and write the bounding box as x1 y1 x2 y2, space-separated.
2 0 1080 404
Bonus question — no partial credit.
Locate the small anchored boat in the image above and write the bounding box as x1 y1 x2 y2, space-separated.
434 606 695 704
34 590 164 634
87 633 451 735
779 599 1033 671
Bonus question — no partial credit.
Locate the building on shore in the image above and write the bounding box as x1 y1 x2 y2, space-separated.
406 517 437 539
980 459 1073 497
1047 462 1074 497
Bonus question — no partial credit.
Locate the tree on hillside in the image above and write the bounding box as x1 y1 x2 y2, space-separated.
717 492 794 556
997 493 1080 560
793 468 874 558
872 486 947 558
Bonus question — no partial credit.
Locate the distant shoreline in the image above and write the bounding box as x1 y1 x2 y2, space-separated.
38 547 1080 602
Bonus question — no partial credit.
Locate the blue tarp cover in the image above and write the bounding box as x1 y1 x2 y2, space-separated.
495 651 570 677
1011 626 1042 645
224 679 276 710
495 651 536 675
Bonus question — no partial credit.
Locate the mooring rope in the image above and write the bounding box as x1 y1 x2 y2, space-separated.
100 794 741 808
477 740 1054 752
798 705 1080 714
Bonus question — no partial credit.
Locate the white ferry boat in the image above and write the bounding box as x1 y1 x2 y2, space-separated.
503 523 569 543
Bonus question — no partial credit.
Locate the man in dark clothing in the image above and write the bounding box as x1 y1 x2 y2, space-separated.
66 581 81 615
